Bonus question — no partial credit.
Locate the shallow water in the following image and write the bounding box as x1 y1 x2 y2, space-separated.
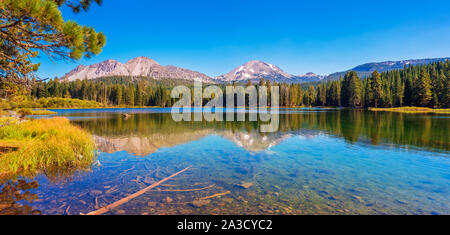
1 108 449 215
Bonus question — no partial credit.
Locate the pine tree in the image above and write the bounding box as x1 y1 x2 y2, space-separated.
341 71 362 108
416 69 433 107
297 84 303 106
64 90 71 98
317 84 326 106
259 78 265 86
307 85 316 106
266 80 272 105
444 70 450 108
404 76 414 106
369 71 383 108
289 84 297 107
116 85 123 105
0 0 106 84
393 72 404 106
125 86 135 106
364 80 372 107
135 84 143 106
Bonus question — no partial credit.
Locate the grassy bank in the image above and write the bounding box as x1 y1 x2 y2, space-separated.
17 108 57 116
17 97 104 109
0 117 96 178
1 97 103 110
369 107 450 114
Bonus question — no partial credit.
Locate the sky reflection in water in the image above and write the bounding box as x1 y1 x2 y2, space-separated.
1 108 449 215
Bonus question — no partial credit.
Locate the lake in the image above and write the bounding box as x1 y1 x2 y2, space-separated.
1 108 449 215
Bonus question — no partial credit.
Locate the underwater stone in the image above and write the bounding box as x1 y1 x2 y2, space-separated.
165 197 173 203
190 199 211 208
89 190 103 196
236 182 254 189
351 195 363 202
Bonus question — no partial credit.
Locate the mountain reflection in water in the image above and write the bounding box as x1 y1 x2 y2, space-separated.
69 109 449 154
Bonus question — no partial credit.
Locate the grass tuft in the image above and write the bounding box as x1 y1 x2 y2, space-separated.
0 117 95 178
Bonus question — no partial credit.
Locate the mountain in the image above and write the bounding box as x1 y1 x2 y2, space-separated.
62 59 130 81
214 60 324 83
214 60 292 82
62 56 211 82
326 57 450 81
62 56 449 84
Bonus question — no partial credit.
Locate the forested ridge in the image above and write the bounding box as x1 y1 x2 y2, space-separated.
28 60 449 108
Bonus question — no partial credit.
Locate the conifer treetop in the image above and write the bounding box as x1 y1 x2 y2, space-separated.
0 0 106 82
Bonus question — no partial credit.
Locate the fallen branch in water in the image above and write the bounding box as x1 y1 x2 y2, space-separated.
149 184 215 192
118 166 135 177
86 165 192 215
160 184 178 187
105 185 119 194
199 191 231 200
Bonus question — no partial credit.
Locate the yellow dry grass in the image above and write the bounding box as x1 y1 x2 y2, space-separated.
369 107 450 114
0 117 95 178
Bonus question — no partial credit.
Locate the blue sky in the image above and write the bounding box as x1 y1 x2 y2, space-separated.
37 0 450 78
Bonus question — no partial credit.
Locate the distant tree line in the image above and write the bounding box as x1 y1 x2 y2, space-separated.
31 61 449 108
31 76 182 107
277 60 449 108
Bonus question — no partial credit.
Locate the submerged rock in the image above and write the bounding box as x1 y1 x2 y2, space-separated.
328 196 338 201
115 209 126 214
89 190 103 196
222 198 233 203
236 182 254 189
164 197 173 203
190 199 211 208
0 204 9 211
395 200 408 205
351 195 363 202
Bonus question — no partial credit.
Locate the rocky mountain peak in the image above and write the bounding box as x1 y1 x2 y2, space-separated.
125 56 160 77
215 60 293 82
62 56 211 82
126 56 159 66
